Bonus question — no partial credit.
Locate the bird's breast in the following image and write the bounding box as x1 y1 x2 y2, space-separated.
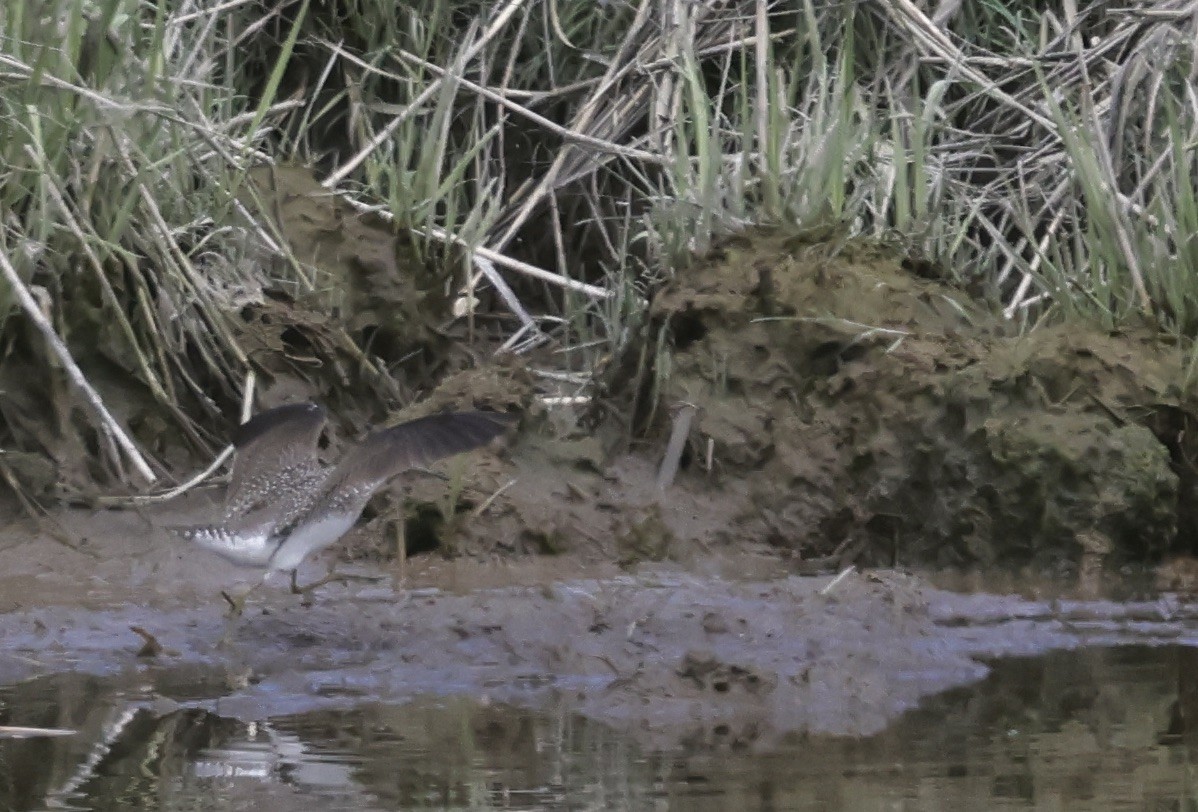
267 512 359 572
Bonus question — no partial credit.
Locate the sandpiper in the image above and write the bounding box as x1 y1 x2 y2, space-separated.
169 402 513 612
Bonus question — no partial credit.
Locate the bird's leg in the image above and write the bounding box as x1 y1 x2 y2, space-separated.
291 568 385 606
217 614 240 648
217 577 264 646
221 587 252 618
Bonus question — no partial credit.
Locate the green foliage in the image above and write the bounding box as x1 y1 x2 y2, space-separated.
4 0 1198 486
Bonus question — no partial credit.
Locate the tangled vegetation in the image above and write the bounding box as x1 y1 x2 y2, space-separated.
1 0 1196 505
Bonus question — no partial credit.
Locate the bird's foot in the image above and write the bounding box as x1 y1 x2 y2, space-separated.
221 589 250 618
217 587 255 646
291 570 385 605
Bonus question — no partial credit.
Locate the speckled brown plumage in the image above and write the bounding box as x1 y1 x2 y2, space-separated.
172 404 514 572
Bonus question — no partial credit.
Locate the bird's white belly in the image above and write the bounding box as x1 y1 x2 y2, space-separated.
267 512 358 572
189 526 276 567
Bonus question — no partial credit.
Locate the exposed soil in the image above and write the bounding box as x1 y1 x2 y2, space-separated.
231 219 1198 577
7 175 1198 753
14 169 1198 575
3 510 1198 750
637 231 1198 570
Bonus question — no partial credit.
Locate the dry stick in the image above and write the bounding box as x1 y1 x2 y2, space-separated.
472 254 536 331
819 566 856 596
491 0 658 252
0 726 76 739
498 3 528 103
999 173 1071 316
656 403 696 491
549 86 658 192
548 191 569 302
547 0 577 50
126 449 232 506
975 209 1044 312
121 371 256 506
652 0 682 156
0 248 157 484
1003 197 1070 319
0 52 167 115
754 0 770 205
238 369 257 423
341 43 670 166
473 478 518 517
337 194 613 299
168 0 261 25
455 231 619 300
323 0 531 188
222 99 305 131
883 0 1059 133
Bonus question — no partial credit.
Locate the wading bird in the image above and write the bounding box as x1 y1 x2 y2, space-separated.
169 402 513 616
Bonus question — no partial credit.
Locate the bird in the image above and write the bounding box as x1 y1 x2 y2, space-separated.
168 402 514 615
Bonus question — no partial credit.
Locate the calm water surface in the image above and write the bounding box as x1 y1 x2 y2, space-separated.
2 646 1197 811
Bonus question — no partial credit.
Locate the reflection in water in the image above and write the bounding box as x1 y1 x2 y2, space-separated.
1 646 1197 810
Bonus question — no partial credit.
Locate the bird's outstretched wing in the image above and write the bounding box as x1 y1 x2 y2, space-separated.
318 411 515 513
225 402 328 519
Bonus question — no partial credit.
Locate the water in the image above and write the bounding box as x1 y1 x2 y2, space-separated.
2 646 1197 811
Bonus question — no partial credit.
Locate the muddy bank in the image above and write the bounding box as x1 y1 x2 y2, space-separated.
620 231 1198 569
422 228 1198 576
8 188 1198 765
4 514 1198 750
16 178 1194 576
7 166 1198 577
250 225 1198 576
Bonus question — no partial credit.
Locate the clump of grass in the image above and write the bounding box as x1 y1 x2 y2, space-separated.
0 0 319 491
5 0 1198 492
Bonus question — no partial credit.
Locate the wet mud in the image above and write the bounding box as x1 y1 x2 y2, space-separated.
7 179 1198 768
4 511 1198 750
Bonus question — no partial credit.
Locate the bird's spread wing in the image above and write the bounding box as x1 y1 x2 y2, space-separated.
225 402 328 519
321 411 515 508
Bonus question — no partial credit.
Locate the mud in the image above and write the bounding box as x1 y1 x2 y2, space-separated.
407 227 1198 583
634 230 1198 569
4 511 1198 751
7 184 1198 768
4 160 1196 582
16 175 1194 579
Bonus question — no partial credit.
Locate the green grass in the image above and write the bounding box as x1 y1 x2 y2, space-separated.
2 0 1198 491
